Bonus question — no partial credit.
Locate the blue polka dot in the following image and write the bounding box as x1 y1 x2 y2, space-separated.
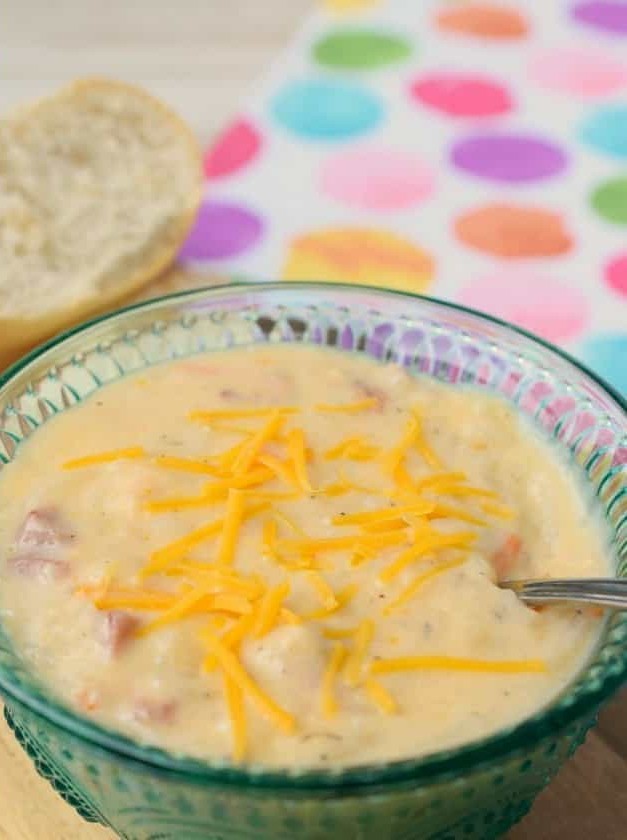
271 79 384 141
580 333 627 394
580 105 627 159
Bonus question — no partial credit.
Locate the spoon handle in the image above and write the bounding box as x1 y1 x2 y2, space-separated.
500 578 627 610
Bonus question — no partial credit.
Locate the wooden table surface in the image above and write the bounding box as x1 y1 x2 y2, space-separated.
2 2 626 837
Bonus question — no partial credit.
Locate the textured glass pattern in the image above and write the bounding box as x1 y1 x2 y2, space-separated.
0 283 624 840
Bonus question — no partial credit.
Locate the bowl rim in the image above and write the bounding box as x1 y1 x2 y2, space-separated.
0 280 625 790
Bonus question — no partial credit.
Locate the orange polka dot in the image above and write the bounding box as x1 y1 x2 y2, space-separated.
454 204 573 258
282 228 434 293
436 3 528 40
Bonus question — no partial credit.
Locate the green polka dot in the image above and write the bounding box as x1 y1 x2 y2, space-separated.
591 176 627 225
313 29 412 71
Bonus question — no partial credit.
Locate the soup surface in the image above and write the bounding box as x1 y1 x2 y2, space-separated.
0 346 608 767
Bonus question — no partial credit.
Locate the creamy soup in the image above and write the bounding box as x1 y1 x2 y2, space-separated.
0 347 608 767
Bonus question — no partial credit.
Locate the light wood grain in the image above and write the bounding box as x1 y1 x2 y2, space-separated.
509 714 627 840
0 710 111 840
3 0 310 143
1 2 626 838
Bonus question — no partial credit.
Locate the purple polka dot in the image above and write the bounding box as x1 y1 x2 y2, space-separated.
179 201 264 261
451 133 568 183
572 1 627 35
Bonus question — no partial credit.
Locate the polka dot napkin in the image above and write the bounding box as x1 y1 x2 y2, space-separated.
177 0 627 395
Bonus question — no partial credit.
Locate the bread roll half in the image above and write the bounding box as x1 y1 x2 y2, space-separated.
0 78 203 367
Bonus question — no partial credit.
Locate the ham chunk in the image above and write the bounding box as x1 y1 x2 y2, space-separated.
133 698 177 725
101 611 140 657
217 372 295 405
76 686 100 713
16 508 73 547
491 534 523 581
353 380 387 412
9 508 73 579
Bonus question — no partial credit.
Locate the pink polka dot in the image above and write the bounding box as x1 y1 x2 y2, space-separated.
204 119 262 179
320 144 435 210
605 252 627 296
530 47 627 97
409 73 513 118
458 270 589 343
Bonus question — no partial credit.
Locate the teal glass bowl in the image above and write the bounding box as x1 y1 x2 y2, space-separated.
0 282 625 840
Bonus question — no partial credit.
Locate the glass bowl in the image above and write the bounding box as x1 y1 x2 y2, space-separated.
0 282 625 840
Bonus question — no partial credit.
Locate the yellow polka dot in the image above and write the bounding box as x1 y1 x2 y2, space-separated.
323 0 379 13
282 227 434 294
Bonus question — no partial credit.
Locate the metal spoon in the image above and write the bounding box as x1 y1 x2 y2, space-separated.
499 578 627 610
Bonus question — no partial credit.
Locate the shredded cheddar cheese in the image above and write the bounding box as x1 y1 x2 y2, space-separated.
218 439 249 471
364 677 398 715
252 582 291 638
332 501 434 527
385 415 420 475
307 571 338 611
410 407 442 470
262 518 279 562
344 619 374 686
379 530 476 583
287 427 313 491
480 500 515 519
320 480 352 497
216 489 246 566
144 492 217 514
76 584 175 612
138 588 252 637
429 483 498 500
325 437 381 461
322 625 359 640
63 446 145 469
428 503 487 527
206 636 296 733
143 517 224 576
219 613 257 651
256 454 298 489
223 672 247 761
371 656 547 675
232 411 285 476
304 583 358 620
391 462 418 495
204 467 275 498
144 469 274 513
360 519 407 534
412 471 467 492
321 642 347 718
350 545 378 567
144 501 269 577
383 556 469 615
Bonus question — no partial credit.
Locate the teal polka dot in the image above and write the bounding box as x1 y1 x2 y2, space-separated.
580 105 627 159
271 79 383 140
580 333 627 394
313 29 412 71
